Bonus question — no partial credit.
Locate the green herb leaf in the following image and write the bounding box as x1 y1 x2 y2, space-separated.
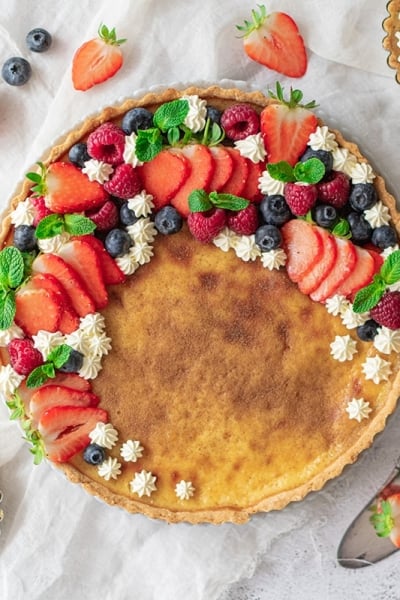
381 249 400 285
332 218 351 238
25 172 42 184
21 251 36 281
26 363 55 388
135 128 163 162
352 281 386 313
0 290 16 330
47 344 72 369
153 99 190 132
188 189 212 213
293 158 325 184
0 246 25 289
209 192 249 211
35 213 65 239
64 214 96 236
267 161 295 183
167 126 181 146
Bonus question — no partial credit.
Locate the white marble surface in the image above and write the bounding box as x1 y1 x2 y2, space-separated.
1 1 400 599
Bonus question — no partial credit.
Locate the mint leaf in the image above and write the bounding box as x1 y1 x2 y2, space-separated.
26 363 55 388
381 249 400 285
332 219 351 238
153 99 189 132
135 128 163 162
209 192 249 211
167 126 181 146
0 246 25 288
0 290 16 330
47 344 72 369
293 158 325 184
35 214 65 239
188 189 212 213
352 281 385 313
64 214 96 236
267 161 295 183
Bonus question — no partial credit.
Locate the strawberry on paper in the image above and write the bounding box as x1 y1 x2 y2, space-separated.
236 4 307 78
72 24 126 91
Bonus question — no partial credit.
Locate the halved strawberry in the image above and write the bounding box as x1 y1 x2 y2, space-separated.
237 5 307 78
137 149 190 210
219 147 249 196
170 145 215 217
32 253 96 317
281 219 324 283
28 273 80 334
15 285 63 337
298 227 337 295
310 238 357 303
72 24 126 91
18 374 91 414
241 159 264 203
57 239 108 309
334 245 376 299
38 405 108 463
260 84 318 166
76 235 126 285
208 146 234 192
30 385 100 425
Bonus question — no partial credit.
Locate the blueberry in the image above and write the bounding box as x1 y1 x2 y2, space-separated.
300 148 333 175
105 228 131 257
154 206 183 235
259 195 292 226
83 443 106 465
356 319 379 342
59 349 84 373
13 225 37 251
349 183 377 212
68 142 91 168
120 202 138 226
255 224 282 251
2 57 31 86
347 211 372 243
121 108 154 135
206 106 222 125
312 204 338 228
26 28 52 53
371 225 397 249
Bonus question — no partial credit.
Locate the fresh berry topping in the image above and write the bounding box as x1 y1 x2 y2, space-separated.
78 235 126 285
237 5 307 77
72 24 126 91
170 145 214 217
18 374 91 412
138 149 190 210
347 211 372 243
86 199 119 232
87 122 126 165
241 160 264 203
13 225 37 252
297 227 337 295
15 286 64 336
68 142 91 168
349 183 378 212
8 338 43 376
227 203 259 235
281 219 323 282
207 146 234 192
2 57 31 86
330 244 376 299
29 385 99 425
260 84 318 166
30 196 53 226
104 228 132 257
300 148 333 175
206 106 222 125
356 319 379 342
312 204 338 229
103 163 141 199
220 104 260 141
58 349 84 373
219 148 249 197
38 405 108 463
26 28 52 53
284 182 317 216
187 208 226 243
317 171 350 208
121 108 154 135
83 443 106 465
119 202 138 226
255 224 282 251
154 206 183 235
259 194 291 226
370 291 400 330
371 225 397 249
310 238 357 303
28 273 80 335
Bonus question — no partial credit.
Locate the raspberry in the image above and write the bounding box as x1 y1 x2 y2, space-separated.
86 122 126 165
187 208 226 243
284 182 318 216
103 164 141 199
220 104 260 141
87 199 119 232
226 203 259 235
317 171 350 208
30 196 53 226
8 338 43 375
370 291 400 330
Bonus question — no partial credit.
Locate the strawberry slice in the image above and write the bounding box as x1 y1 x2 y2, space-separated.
29 273 80 334
32 253 96 317
298 228 337 295
334 245 376 299
281 219 324 283
15 285 63 337
368 248 384 273
170 145 215 217
30 385 100 426
219 148 249 196
18 374 91 414
208 146 234 192
76 235 126 285
237 5 307 78
137 149 190 210
260 84 318 166
57 239 108 309
72 24 126 91
241 159 264 203
38 405 108 463
310 238 357 303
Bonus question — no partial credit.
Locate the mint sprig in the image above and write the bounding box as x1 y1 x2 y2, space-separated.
353 250 400 313
0 247 27 330
188 189 249 213
35 213 96 239
267 158 325 184
153 98 190 132
26 344 73 388
135 128 163 162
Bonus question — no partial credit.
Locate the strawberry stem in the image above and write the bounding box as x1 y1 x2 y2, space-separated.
97 23 126 46
268 82 318 110
236 4 268 37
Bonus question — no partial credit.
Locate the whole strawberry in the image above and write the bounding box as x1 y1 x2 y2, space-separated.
284 182 317 216
317 171 350 208
227 203 259 235
8 338 43 375
188 208 226 243
370 291 400 330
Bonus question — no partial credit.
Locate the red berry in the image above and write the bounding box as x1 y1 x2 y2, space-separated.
220 104 260 141
187 208 226 243
226 204 259 235
86 122 125 165
30 196 53 226
86 199 119 232
370 291 400 330
317 171 350 208
8 338 43 376
103 164 141 199
284 182 318 216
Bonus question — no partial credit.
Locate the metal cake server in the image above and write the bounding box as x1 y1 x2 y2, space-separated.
337 455 400 568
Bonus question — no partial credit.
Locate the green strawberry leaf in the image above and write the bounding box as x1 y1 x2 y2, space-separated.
381 249 400 285
352 281 386 313
209 192 249 211
64 214 96 236
6 392 25 420
370 500 394 538
47 344 72 369
293 158 325 184
0 290 16 330
35 213 65 239
135 128 163 162
188 189 212 213
267 161 295 183
153 99 189 132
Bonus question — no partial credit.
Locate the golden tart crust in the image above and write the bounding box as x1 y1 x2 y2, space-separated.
2 86 400 524
383 0 400 83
